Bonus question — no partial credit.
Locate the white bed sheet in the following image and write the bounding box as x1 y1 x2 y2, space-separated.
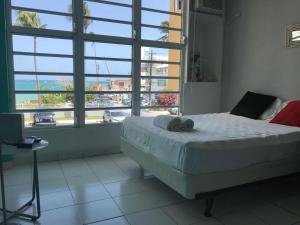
121 113 300 174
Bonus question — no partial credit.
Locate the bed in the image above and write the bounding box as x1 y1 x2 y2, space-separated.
120 113 300 216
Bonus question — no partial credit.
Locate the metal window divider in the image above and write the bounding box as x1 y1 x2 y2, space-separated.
132 0 142 117
73 0 85 127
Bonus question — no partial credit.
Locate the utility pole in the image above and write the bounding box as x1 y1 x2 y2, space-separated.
92 41 100 90
148 49 155 107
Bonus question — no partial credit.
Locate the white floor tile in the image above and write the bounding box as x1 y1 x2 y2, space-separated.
214 187 261 207
92 216 130 225
66 174 102 188
60 158 87 166
38 168 65 182
248 202 300 225
1 192 34 210
2 183 32 199
109 153 128 161
110 154 141 178
114 192 160 214
104 178 150 197
61 158 93 177
219 210 267 225
162 201 207 225
114 189 183 215
40 190 74 211
39 178 69 195
4 173 32 186
150 185 185 207
94 166 130 183
212 197 264 217
126 208 177 225
38 161 61 171
4 164 32 177
70 184 110 204
1 218 34 225
85 155 114 165
76 198 123 224
37 205 83 225
142 177 175 193
86 156 117 171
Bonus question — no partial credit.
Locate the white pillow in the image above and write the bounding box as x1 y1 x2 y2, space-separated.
259 98 284 121
280 100 290 110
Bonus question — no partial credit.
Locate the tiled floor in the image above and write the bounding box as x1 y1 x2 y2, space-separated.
1 153 300 225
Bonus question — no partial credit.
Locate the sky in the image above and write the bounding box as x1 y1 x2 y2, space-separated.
11 0 181 84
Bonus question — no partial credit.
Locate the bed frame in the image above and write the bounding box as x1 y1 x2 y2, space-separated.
121 137 300 217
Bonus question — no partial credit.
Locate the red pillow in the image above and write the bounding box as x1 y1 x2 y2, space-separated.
270 100 300 127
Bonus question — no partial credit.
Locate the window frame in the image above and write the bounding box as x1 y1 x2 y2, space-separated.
6 0 188 128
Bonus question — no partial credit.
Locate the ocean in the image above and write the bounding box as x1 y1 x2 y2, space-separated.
15 80 107 104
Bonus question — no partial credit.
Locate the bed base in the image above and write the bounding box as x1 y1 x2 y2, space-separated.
121 138 300 217
193 171 300 217
139 165 215 217
140 164 300 217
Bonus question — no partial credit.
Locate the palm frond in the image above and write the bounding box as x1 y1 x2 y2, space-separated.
15 11 46 29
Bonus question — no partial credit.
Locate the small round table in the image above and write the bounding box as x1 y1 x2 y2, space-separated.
0 140 48 225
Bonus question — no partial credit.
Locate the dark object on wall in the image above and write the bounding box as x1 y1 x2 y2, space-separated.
231 91 276 119
189 53 217 82
287 24 300 48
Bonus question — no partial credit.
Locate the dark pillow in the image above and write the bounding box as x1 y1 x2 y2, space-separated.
230 91 277 119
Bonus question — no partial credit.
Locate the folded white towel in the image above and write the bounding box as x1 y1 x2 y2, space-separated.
180 118 194 132
153 115 182 132
153 115 195 132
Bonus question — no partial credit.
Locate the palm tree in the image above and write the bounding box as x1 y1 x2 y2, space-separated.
159 21 169 42
16 11 47 105
83 2 92 32
68 2 92 33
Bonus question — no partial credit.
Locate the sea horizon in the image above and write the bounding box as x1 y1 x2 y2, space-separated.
15 79 108 104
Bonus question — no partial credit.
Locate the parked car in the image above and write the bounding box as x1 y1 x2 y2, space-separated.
122 99 131 106
141 100 149 107
33 112 56 126
103 110 127 123
99 99 113 107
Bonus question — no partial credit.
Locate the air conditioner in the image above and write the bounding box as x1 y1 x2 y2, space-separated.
194 0 223 15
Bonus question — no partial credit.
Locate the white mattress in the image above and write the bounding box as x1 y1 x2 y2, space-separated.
121 113 300 174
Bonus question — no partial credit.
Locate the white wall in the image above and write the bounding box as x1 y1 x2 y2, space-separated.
11 124 121 163
189 12 224 82
183 82 221 114
183 12 224 114
221 0 300 111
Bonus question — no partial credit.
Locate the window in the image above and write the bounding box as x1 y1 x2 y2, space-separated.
141 0 182 43
140 0 182 117
7 0 185 127
9 0 75 127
